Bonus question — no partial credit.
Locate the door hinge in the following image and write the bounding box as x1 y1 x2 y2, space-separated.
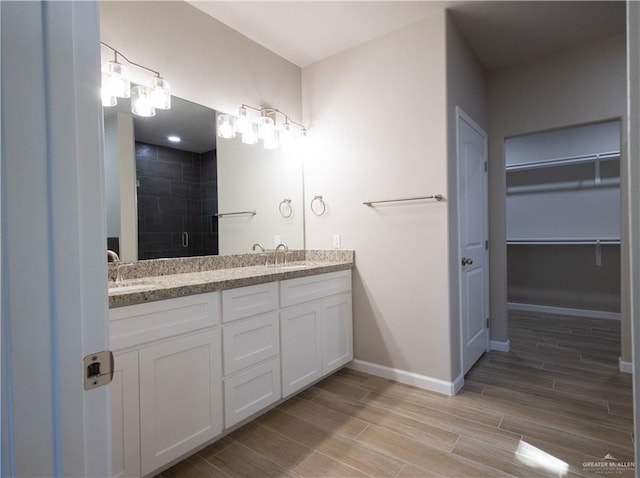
485 240 489 250
486 318 490 328
484 161 488 172
84 350 114 390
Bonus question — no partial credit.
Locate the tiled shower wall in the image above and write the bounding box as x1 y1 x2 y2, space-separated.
136 141 218 260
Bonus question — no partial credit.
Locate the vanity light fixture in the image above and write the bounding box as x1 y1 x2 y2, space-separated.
217 104 307 151
100 42 172 117
259 116 278 149
236 106 252 135
101 60 129 107
131 85 155 117
241 123 259 145
217 114 236 139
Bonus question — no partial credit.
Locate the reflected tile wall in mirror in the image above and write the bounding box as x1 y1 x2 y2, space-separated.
136 142 218 260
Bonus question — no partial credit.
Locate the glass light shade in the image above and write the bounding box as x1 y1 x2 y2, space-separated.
279 123 295 151
151 76 171 110
131 85 156 117
263 130 279 150
236 107 252 135
101 77 117 107
217 114 236 139
258 116 275 140
102 61 130 98
241 123 259 145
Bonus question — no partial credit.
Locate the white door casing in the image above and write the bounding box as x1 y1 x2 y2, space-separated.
456 107 489 375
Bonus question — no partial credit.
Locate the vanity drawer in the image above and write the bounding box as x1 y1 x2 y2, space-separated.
222 282 278 323
109 293 221 350
280 270 352 308
223 356 281 428
222 311 279 375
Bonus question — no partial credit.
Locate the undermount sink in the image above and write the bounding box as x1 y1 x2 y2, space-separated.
108 283 157 294
270 263 310 271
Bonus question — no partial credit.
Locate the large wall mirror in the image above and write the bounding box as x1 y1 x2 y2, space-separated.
103 94 304 261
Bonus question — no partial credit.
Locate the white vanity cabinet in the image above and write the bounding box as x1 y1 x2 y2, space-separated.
108 293 222 478
108 268 353 477
221 283 281 428
280 270 353 397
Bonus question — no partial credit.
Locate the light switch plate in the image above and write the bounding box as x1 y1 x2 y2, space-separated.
274 235 281 246
333 234 341 248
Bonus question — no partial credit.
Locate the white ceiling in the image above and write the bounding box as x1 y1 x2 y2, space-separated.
187 1 626 70
105 96 216 153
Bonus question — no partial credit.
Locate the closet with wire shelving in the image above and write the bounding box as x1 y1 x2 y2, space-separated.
506 120 621 319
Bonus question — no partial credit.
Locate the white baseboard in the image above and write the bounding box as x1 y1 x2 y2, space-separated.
490 340 510 352
508 302 621 321
619 357 632 374
347 359 461 396
452 373 465 394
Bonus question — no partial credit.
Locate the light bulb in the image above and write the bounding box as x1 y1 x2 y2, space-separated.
217 114 236 139
131 85 155 117
151 76 171 110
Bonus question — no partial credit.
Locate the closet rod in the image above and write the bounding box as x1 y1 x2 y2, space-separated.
507 239 620 245
363 194 444 206
505 150 620 172
506 177 621 195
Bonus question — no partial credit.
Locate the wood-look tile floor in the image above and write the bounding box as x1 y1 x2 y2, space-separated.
159 313 634 477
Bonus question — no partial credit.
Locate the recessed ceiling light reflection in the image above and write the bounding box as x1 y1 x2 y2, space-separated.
167 135 181 143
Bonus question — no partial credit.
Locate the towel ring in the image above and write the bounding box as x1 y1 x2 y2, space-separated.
310 195 326 216
279 198 293 218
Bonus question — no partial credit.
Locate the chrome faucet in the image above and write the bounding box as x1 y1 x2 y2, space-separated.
107 249 126 284
275 243 288 266
253 242 268 267
107 249 120 263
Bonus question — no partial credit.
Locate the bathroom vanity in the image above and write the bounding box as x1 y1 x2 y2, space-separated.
107 252 353 478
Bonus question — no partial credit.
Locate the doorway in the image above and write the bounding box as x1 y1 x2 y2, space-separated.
504 120 623 374
505 120 622 321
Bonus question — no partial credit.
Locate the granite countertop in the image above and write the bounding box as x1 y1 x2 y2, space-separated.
108 259 353 308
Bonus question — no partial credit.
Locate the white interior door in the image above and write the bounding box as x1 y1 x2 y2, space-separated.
457 107 489 375
2 3 110 476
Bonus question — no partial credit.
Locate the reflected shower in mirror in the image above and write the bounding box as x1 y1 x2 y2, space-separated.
103 94 304 262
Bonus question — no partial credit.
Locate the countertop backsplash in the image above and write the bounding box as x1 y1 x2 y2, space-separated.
108 249 354 282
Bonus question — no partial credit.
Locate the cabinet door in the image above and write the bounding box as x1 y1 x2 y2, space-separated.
322 293 353 374
110 351 140 478
139 329 222 476
280 302 323 397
